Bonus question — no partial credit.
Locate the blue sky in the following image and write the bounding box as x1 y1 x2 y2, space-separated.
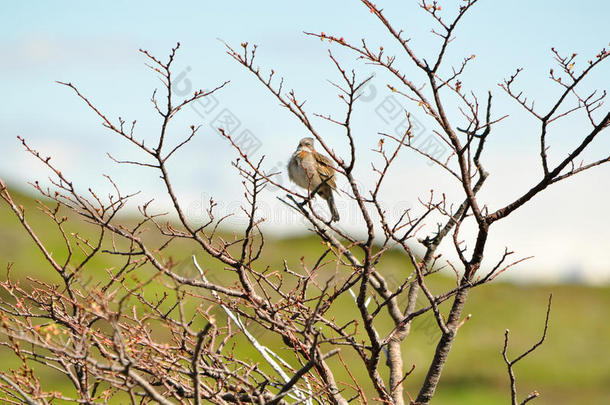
1 1 609 283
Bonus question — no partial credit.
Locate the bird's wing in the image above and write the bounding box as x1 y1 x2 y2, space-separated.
313 151 337 189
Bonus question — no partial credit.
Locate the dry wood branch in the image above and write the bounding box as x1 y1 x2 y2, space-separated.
502 295 552 405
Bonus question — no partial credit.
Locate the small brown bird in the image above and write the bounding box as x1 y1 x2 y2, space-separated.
288 137 340 222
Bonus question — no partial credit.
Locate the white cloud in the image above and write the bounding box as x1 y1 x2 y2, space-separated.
1 34 140 70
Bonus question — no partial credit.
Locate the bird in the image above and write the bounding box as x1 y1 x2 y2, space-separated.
288 137 340 222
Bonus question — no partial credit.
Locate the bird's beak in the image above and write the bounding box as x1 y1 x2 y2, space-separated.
297 144 311 152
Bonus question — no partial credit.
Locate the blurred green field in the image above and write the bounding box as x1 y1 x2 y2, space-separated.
1 185 609 404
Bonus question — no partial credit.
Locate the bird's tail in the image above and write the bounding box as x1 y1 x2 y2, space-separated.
326 193 340 222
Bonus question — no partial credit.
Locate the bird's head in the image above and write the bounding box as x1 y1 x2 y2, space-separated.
297 137 315 152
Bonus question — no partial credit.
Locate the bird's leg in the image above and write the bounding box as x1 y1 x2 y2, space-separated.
300 175 327 207
296 190 315 208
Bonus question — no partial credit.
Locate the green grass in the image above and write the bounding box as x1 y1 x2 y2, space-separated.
1 185 609 404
